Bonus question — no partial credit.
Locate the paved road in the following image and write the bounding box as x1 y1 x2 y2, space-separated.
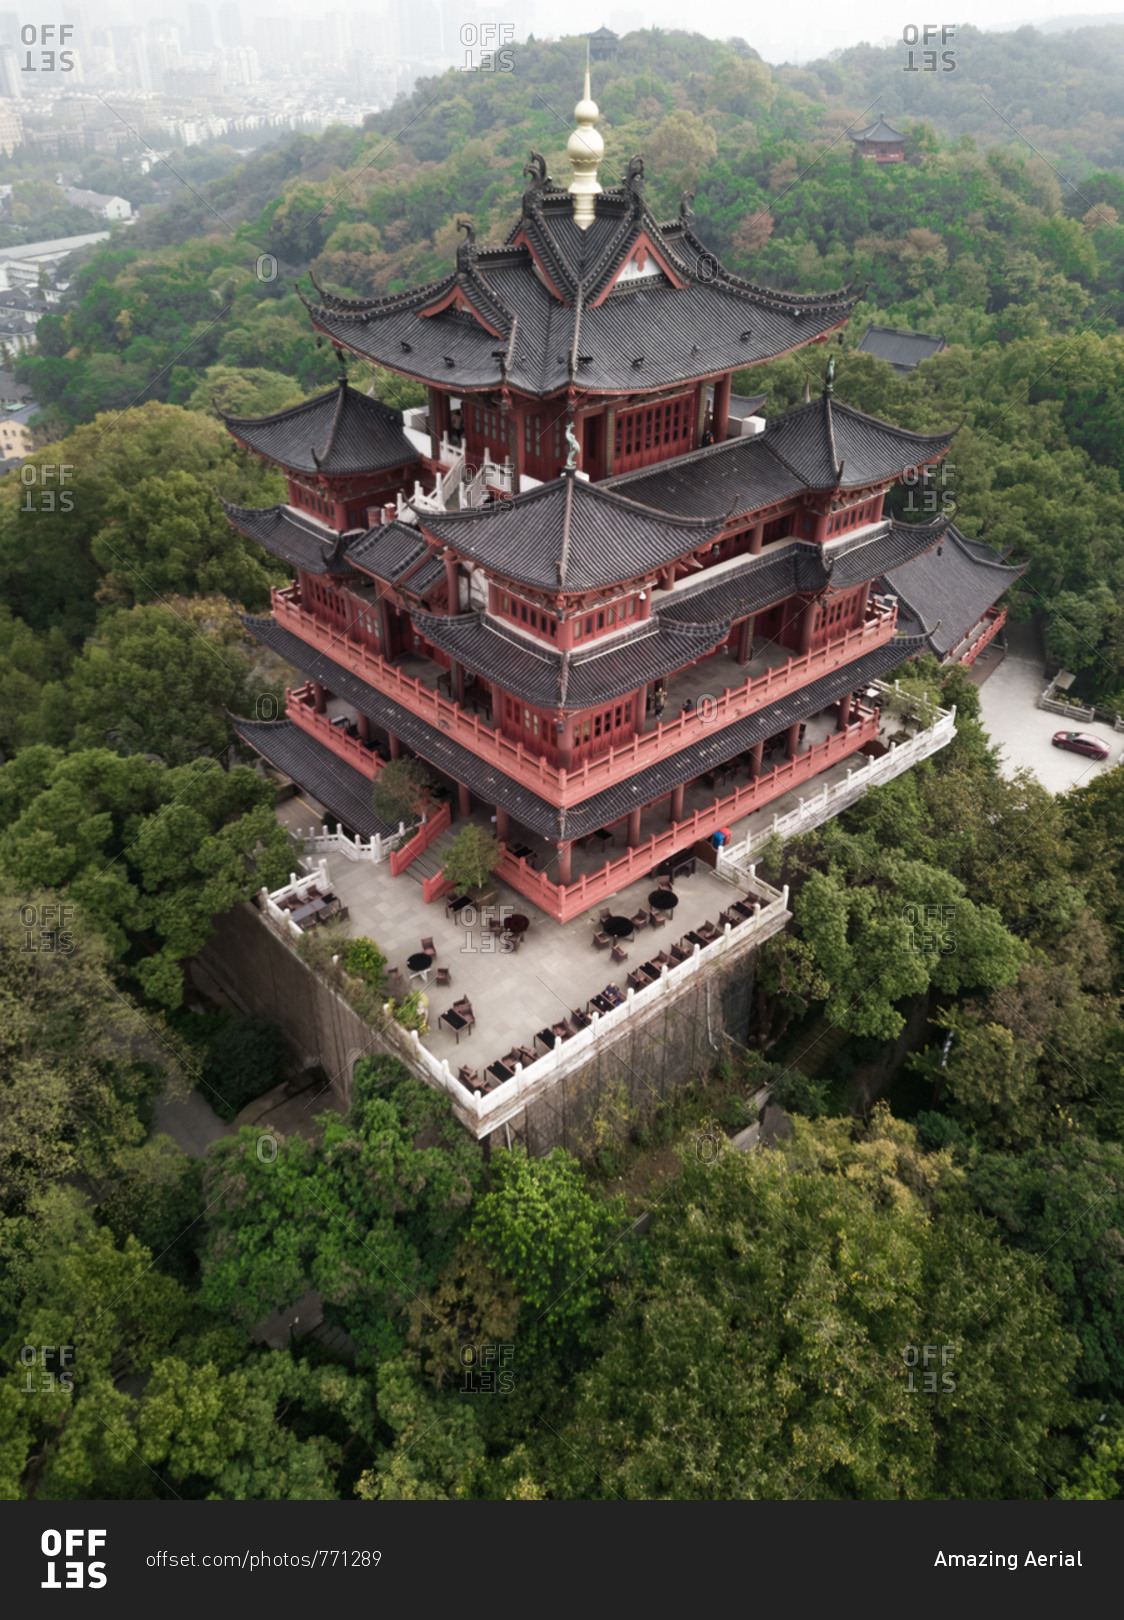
978 645 1120 793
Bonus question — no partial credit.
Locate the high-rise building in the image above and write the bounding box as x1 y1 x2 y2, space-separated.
216 2 242 47
0 43 21 98
186 2 215 55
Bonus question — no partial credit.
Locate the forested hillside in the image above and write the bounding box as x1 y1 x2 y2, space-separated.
2 27 1124 1504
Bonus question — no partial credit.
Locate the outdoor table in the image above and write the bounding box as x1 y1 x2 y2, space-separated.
590 994 613 1015
685 931 706 949
507 913 530 935
602 985 624 1008
732 900 753 919
290 897 327 924
603 915 633 938
648 890 679 911
510 844 535 864
440 1009 468 1044
407 951 433 982
593 828 614 844
672 856 697 880
640 961 661 982
487 1060 513 1084
535 1028 558 1051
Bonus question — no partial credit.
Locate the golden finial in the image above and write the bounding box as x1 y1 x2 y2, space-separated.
567 45 603 230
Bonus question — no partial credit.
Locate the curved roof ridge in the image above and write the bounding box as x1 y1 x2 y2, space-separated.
945 524 1029 572
817 394 960 446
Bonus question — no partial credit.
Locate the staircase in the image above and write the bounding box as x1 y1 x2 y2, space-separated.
404 826 458 886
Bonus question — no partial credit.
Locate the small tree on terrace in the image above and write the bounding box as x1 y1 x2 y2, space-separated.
371 757 434 826
441 824 501 896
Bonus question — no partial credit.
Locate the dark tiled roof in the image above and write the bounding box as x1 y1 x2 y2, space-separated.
658 521 946 625
706 386 769 420
658 545 818 626
241 613 924 840
763 394 955 490
223 379 419 475
222 501 358 575
344 521 445 600
879 526 1026 657
855 323 947 373
603 395 956 520
300 185 855 398
411 609 728 710
605 432 805 518
417 471 728 592
850 117 906 143
232 717 399 839
825 517 947 587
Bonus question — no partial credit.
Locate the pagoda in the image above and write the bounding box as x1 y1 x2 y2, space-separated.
225 74 1020 924
849 116 907 163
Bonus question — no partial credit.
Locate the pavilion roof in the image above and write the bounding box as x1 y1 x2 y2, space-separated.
878 525 1026 657
299 182 856 397
417 469 728 592
849 116 906 144
223 378 419 475
410 608 728 710
222 501 359 575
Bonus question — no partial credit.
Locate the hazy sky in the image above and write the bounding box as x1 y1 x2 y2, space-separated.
566 4 1123 63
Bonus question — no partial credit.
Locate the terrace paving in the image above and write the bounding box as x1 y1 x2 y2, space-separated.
266 705 909 1079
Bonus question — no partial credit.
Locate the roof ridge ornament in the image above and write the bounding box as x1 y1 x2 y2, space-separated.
456 218 477 269
679 190 694 221
567 53 604 230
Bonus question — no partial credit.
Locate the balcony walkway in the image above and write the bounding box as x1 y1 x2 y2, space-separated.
270 702 911 1082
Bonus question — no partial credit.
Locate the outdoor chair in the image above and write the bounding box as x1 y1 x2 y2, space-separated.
648 908 667 927
599 907 613 923
435 966 451 987
630 909 648 931
420 936 436 956
571 1007 592 1030
593 931 611 950
611 942 628 965
458 1065 479 1089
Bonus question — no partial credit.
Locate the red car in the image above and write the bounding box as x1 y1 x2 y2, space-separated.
1052 730 1110 760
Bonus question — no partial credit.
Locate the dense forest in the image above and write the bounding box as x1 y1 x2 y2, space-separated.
2 27 1124 1501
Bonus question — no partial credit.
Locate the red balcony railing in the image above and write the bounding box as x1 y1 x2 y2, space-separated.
491 713 880 923
273 586 896 809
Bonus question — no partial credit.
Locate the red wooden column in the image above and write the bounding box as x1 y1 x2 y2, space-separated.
749 740 764 776
556 840 573 885
457 782 472 819
798 597 817 654
356 713 371 743
388 733 401 759
749 521 765 555
712 373 732 441
785 721 802 759
669 783 685 823
556 716 573 770
312 681 327 714
627 807 642 847
734 616 752 664
495 807 510 841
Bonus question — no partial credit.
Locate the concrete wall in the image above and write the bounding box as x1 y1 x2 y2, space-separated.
191 902 762 1156
189 902 391 1115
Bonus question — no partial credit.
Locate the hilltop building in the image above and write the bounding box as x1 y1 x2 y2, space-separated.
217 75 1021 1135
856 322 947 375
849 116 907 163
